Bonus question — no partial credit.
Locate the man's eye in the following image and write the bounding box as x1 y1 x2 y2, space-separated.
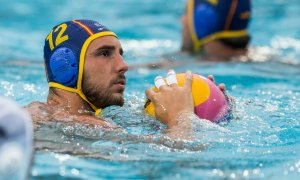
99 50 110 57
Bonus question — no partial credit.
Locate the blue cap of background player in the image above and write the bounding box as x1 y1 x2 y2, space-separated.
187 0 251 52
43 19 117 115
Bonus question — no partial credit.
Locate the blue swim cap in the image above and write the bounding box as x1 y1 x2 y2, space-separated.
187 0 251 52
44 19 118 114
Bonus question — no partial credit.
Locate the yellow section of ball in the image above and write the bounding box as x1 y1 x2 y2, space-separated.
144 73 210 117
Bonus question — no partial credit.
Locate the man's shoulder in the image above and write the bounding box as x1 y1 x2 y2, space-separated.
24 101 115 128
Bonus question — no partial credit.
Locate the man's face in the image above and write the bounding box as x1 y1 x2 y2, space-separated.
180 6 194 52
82 36 128 109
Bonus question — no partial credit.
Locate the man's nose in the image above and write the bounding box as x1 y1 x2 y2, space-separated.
116 54 128 73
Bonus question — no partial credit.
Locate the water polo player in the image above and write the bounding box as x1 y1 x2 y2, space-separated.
26 19 218 132
131 0 252 69
181 0 251 60
43 19 126 116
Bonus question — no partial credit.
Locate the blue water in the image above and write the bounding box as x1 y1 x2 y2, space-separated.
1 0 300 179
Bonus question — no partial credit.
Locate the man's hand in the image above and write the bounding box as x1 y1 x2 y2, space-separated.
145 70 194 128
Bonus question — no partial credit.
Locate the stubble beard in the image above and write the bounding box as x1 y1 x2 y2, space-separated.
82 79 125 110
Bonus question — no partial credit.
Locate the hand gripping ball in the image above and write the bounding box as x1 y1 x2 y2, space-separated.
144 73 231 123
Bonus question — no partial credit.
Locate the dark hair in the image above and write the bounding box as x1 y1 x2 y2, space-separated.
218 35 251 49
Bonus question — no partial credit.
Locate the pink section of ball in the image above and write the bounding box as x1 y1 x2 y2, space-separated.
194 76 230 122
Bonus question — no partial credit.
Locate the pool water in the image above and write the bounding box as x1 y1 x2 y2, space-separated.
1 0 300 179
